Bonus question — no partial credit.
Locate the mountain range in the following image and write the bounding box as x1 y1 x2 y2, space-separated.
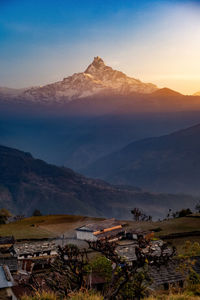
0 57 157 103
0 143 196 219
83 123 200 195
2 57 200 110
1 57 200 199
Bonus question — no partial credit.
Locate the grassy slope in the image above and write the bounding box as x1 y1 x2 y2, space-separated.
0 215 103 239
126 215 200 252
127 215 200 236
0 214 200 248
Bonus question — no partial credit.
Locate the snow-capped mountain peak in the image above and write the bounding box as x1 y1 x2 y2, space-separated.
85 56 106 75
0 57 158 103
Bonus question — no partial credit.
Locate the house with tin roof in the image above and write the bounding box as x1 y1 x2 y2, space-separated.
0 265 16 299
0 236 18 273
76 218 124 242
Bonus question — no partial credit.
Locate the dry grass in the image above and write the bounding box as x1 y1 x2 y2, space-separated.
21 291 57 300
0 215 102 240
21 290 200 300
126 215 200 236
125 215 200 252
145 294 200 300
68 290 103 300
39 215 103 236
21 290 103 300
0 213 200 247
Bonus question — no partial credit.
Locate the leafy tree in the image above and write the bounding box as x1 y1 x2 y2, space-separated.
178 208 192 218
119 271 150 299
27 239 176 300
172 208 192 218
195 202 200 213
88 238 175 300
33 209 42 217
88 255 112 282
0 208 12 224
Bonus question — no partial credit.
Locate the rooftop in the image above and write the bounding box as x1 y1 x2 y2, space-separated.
14 241 57 256
0 265 15 289
76 218 122 233
0 236 15 246
116 240 172 262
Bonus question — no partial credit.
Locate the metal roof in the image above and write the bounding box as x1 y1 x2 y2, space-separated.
116 240 172 262
95 228 124 240
149 261 185 287
76 218 122 232
0 257 18 272
0 265 15 289
0 236 15 245
14 241 57 256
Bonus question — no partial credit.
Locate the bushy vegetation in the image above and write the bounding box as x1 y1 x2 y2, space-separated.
145 294 200 299
21 290 103 300
181 241 200 257
68 290 103 300
176 208 193 218
87 255 112 282
24 236 176 300
20 237 200 299
21 290 200 300
0 208 12 224
166 208 193 219
32 209 42 217
21 291 58 300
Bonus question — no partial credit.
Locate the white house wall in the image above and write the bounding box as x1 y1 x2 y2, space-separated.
76 231 97 241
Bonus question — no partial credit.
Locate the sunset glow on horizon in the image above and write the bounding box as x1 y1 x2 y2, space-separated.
1 0 200 95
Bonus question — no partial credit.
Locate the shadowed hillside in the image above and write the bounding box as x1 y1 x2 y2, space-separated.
83 123 200 195
0 144 197 219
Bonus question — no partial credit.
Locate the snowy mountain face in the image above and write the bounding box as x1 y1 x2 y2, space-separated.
194 91 200 96
0 87 28 97
0 57 158 103
84 57 157 94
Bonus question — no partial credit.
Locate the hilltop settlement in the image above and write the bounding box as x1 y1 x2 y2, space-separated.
0 216 199 299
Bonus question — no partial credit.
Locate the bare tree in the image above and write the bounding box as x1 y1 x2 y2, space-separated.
26 238 176 300
88 238 176 299
131 208 152 222
45 244 89 297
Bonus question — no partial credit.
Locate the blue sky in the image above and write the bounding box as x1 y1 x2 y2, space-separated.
1 0 200 94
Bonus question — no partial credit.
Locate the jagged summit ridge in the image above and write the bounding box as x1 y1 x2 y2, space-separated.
85 56 105 73
84 56 157 94
1 57 158 103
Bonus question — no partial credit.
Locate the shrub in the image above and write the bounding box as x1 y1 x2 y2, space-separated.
0 208 12 224
33 209 42 217
21 290 103 300
186 271 200 296
181 241 200 257
87 255 112 282
177 208 192 218
21 291 58 300
69 290 103 300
